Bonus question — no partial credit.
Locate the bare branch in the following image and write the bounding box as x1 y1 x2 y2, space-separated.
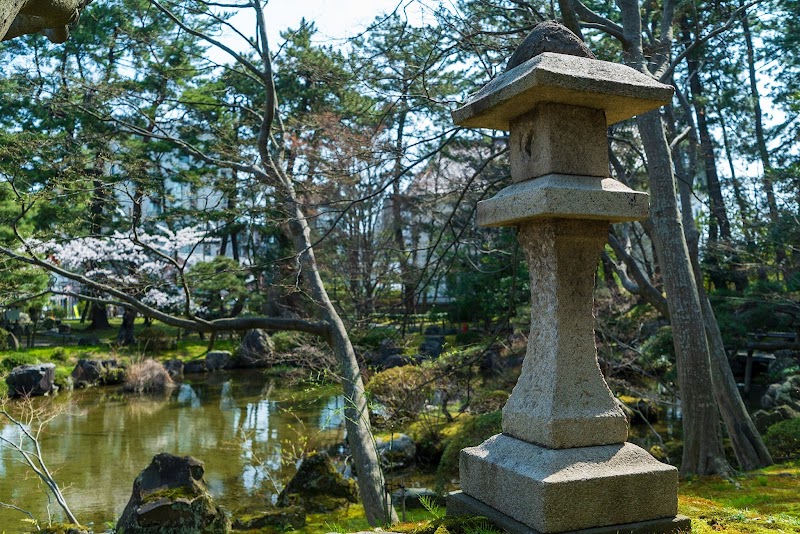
573 0 626 43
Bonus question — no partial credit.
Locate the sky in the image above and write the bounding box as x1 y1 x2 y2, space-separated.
259 0 430 48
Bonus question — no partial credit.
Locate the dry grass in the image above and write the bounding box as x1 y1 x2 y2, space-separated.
123 359 175 394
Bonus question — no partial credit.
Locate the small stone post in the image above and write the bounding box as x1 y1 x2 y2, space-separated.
446 25 690 534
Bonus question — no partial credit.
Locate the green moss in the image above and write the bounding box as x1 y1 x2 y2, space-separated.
141 485 201 504
54 366 73 390
1 351 39 370
764 418 800 460
679 461 800 533
437 412 502 486
395 515 500 534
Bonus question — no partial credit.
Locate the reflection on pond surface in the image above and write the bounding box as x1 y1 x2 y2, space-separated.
0 371 344 533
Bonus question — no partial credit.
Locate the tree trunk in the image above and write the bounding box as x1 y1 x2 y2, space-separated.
117 308 137 346
637 109 731 476
285 191 397 526
677 154 773 470
89 302 110 330
741 6 780 232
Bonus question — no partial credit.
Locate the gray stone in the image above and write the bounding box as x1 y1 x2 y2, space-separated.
506 21 596 71
277 451 358 512
500 220 628 448
236 328 275 368
71 358 125 388
6 363 56 397
448 491 690 534
762 375 800 409
477 174 648 227
510 104 608 181
768 350 798 377
376 433 417 470
459 434 679 533
205 350 232 371
163 359 184 379
452 52 674 130
183 359 208 374
116 453 230 533
419 336 444 357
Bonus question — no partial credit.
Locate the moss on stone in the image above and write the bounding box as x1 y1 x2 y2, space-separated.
141 485 202 504
436 412 501 485
36 524 88 534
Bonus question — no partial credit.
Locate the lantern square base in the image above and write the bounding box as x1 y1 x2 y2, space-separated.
455 434 682 533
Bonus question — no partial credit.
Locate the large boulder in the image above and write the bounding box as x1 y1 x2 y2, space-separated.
235 329 275 368
6 363 55 397
116 453 230 534
761 375 800 409
164 359 185 379
277 452 357 512
752 405 800 434
205 351 232 371
184 360 208 374
376 433 417 471
418 336 444 358
71 359 125 388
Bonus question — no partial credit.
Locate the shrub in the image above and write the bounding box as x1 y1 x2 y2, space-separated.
49 306 68 319
437 411 502 485
0 328 9 351
454 330 482 346
640 326 675 366
123 359 175 394
271 331 305 353
354 326 398 351
54 367 73 391
1 352 39 370
764 418 800 460
470 390 510 414
137 327 173 354
365 365 433 422
50 348 68 362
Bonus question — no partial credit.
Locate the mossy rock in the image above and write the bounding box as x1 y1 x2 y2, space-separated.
277 451 357 512
232 505 306 531
116 453 230 533
437 412 502 485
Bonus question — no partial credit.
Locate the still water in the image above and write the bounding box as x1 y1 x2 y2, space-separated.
0 371 345 533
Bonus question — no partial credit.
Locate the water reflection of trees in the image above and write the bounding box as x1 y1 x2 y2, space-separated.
0 374 346 529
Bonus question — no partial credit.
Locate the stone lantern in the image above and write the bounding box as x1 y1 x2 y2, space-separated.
446 24 690 534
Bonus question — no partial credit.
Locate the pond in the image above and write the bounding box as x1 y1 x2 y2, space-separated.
0 371 346 533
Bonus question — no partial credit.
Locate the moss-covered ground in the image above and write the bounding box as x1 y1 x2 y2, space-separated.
678 460 800 533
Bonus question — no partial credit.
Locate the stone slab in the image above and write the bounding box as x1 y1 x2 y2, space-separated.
448 492 691 534
477 175 649 227
510 105 608 182
452 52 674 130
459 434 679 533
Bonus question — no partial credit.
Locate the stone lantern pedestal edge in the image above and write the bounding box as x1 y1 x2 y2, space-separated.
447 491 691 534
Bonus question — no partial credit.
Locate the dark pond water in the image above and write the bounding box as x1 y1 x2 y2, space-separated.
0 371 345 533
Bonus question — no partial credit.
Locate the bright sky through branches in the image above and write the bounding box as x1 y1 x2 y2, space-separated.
262 0 427 46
